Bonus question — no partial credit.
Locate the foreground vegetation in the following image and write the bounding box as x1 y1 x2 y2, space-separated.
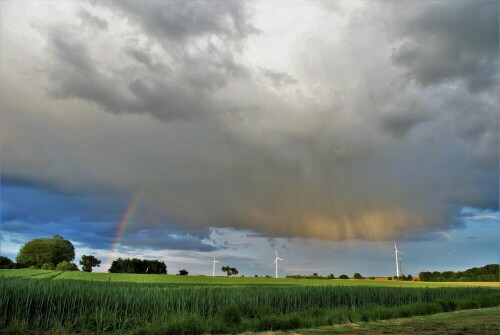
250 306 500 335
1 270 499 334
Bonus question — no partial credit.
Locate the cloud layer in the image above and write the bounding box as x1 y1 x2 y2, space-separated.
0 1 498 246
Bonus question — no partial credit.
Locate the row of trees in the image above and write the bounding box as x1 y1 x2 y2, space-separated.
109 258 167 274
419 264 499 282
286 273 374 280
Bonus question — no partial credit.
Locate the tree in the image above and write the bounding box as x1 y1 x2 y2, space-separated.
419 271 432 281
56 261 79 271
80 255 101 272
146 260 167 274
0 256 14 269
16 235 75 268
353 273 364 279
339 274 349 279
221 266 238 277
178 269 189 275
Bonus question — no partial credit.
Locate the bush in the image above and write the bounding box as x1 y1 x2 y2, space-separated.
41 263 55 270
353 273 363 279
56 261 79 271
339 274 349 279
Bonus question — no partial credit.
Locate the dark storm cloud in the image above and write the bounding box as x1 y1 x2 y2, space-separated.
46 1 253 122
109 0 256 43
47 28 212 121
391 1 499 92
0 1 497 246
376 88 433 138
47 28 135 113
118 228 217 252
1 184 218 251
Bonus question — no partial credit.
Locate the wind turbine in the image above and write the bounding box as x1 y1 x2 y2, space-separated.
212 256 218 277
273 250 283 278
393 242 405 277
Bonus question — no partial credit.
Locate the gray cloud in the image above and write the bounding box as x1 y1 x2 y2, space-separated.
0 1 497 245
78 9 108 30
110 0 256 43
391 1 499 92
260 68 297 89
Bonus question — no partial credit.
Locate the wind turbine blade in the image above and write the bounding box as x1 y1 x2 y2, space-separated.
273 259 277 264
277 257 283 260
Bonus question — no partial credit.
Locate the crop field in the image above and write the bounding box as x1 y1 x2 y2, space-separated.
1 269 499 334
2 269 498 287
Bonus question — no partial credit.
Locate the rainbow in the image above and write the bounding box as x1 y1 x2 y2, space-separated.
107 191 143 268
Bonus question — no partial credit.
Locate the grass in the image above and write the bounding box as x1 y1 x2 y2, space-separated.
0 269 499 334
248 306 500 334
2 269 499 287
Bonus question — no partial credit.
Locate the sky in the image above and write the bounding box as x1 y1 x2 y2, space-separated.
0 0 498 277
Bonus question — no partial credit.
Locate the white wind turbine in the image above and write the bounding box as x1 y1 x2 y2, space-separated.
273 250 283 278
393 242 405 277
212 256 218 277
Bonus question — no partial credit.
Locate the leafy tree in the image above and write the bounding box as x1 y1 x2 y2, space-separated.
419 271 432 281
80 255 101 272
327 274 335 279
16 235 75 268
221 266 238 277
146 260 167 274
178 269 189 275
388 277 392 280
353 273 364 279
339 274 349 279
56 261 79 271
0 256 14 269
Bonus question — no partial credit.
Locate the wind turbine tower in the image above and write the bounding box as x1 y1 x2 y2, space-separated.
212 256 218 277
393 242 404 277
273 250 283 278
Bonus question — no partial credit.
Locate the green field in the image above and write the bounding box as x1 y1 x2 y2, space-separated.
1 269 499 334
1 269 498 287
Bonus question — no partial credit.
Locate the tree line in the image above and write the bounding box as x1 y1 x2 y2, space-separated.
419 264 499 282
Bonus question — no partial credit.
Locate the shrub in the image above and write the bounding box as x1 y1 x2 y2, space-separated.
339 274 349 279
41 263 55 270
56 261 79 271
